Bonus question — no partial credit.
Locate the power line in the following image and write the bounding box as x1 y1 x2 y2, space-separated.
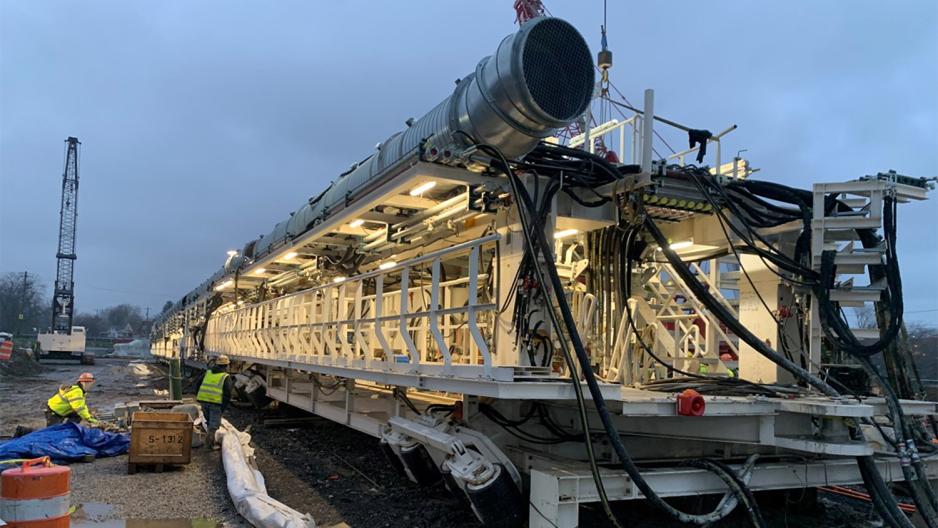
82 284 173 298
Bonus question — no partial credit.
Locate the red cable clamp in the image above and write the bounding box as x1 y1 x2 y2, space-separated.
676 389 705 416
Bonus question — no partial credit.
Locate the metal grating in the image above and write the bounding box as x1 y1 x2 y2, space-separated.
522 18 594 121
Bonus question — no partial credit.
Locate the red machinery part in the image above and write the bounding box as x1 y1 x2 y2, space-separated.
676 389 706 416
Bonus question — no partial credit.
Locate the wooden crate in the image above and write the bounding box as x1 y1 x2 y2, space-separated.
128 411 193 473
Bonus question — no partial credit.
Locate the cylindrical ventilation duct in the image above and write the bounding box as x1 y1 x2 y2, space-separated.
450 16 597 156
276 17 594 249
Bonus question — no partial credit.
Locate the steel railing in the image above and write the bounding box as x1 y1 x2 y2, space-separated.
204 234 502 379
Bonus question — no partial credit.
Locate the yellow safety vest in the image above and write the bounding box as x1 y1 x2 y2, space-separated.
197 371 229 404
47 385 95 422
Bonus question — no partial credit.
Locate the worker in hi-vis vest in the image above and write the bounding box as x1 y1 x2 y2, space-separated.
197 355 232 449
46 372 99 426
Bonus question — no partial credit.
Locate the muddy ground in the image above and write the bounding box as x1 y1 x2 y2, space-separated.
0 357 893 527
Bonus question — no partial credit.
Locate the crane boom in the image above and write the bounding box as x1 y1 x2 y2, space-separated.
52 137 80 333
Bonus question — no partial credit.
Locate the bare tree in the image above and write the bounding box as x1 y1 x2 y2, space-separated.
73 312 107 336
0 272 51 335
855 305 877 329
905 322 938 381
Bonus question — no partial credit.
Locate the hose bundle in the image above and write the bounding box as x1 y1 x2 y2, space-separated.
487 141 935 527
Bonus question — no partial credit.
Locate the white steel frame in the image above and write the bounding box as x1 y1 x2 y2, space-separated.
149 87 937 528
205 234 511 381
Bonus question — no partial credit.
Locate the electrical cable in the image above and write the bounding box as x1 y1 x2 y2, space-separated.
480 143 624 528
641 198 922 528
484 141 766 526
619 225 783 396
479 138 924 527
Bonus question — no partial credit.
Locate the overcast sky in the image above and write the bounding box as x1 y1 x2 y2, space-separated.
1 1 936 323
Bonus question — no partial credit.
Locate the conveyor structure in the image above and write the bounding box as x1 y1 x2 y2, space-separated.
152 16 938 528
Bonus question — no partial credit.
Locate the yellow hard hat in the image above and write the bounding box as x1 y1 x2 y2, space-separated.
215 355 230 366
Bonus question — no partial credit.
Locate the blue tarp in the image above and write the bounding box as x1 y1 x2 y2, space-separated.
0 423 129 463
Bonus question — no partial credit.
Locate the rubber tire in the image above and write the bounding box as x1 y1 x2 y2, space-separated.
379 439 406 476
399 443 441 486
442 471 472 508
466 465 524 528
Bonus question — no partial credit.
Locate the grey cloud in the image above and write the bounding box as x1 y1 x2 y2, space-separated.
1 0 935 322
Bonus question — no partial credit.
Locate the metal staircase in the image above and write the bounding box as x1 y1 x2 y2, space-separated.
808 175 930 369
607 260 740 384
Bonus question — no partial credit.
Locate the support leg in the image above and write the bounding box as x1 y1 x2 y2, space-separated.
529 469 579 528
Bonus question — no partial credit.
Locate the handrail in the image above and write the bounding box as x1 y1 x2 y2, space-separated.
204 233 502 379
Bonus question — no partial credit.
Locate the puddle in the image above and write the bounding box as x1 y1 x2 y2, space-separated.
72 520 217 528
72 502 115 520
71 503 216 528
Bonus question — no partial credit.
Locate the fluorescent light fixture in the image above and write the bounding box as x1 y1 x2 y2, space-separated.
379 261 397 270
333 276 347 283
669 239 694 250
283 251 298 260
226 250 238 257
349 219 365 228
409 181 436 196
214 279 234 291
553 228 579 239
253 268 266 275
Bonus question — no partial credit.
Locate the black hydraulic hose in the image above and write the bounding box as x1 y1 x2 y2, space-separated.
858 456 903 528
642 214 837 396
819 251 901 356
508 142 916 527
531 200 764 526
688 458 766 528
733 179 813 206
816 196 903 357
725 186 803 219
728 179 816 267
859 356 938 527
497 157 763 526
642 213 918 528
485 146 624 528
722 195 795 229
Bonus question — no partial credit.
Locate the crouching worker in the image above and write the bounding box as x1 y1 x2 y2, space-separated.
197 354 232 449
46 372 99 426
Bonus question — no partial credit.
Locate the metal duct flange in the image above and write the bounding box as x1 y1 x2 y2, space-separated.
454 16 595 156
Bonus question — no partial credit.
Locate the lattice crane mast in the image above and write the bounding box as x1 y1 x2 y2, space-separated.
52 137 81 333
37 137 89 364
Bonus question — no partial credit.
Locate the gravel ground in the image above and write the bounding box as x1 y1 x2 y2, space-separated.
69 448 246 526
227 406 888 528
226 407 476 528
0 359 904 527
0 356 169 435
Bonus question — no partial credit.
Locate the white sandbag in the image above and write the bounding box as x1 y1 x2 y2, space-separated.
217 419 316 528
113 339 153 358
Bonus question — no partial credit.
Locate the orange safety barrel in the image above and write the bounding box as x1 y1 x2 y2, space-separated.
0 340 12 361
0 457 71 527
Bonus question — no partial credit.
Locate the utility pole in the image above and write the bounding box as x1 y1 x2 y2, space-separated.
16 271 27 336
